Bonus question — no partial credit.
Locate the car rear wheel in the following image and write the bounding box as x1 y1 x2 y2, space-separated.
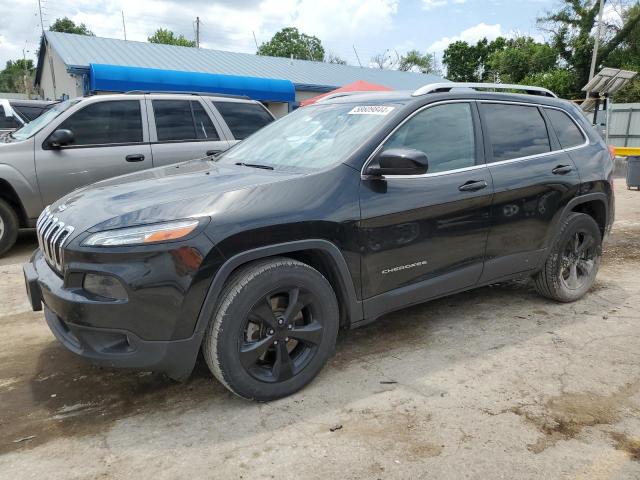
0 199 19 256
533 212 602 302
202 257 339 401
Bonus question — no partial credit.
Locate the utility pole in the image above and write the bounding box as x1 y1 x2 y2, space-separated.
587 0 605 99
196 17 200 48
37 0 44 33
252 30 259 50
122 10 127 40
22 47 30 99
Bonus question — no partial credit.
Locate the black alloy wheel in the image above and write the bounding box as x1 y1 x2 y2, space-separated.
240 287 323 383
203 257 339 401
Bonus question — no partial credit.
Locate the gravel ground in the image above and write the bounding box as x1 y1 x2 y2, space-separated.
1 179 640 479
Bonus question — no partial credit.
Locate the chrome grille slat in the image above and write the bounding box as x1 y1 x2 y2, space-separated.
36 207 75 272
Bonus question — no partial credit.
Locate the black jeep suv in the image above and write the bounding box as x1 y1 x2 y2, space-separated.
24 83 614 401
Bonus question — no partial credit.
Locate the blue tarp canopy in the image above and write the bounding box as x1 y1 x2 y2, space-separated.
89 64 295 103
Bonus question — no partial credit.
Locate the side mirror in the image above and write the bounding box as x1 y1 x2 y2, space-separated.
366 148 428 176
47 129 74 148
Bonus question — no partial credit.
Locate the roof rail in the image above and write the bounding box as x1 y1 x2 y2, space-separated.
412 82 557 98
123 90 251 100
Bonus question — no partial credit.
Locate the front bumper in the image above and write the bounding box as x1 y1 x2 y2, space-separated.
23 250 204 380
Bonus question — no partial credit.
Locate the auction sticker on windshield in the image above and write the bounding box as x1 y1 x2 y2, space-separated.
348 106 395 115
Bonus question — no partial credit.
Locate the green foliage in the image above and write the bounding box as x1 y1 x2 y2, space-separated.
49 17 94 35
442 37 507 82
148 29 196 47
488 37 558 83
398 50 437 74
441 2 640 101
257 27 325 62
522 69 578 98
538 0 640 93
0 59 35 93
614 76 640 103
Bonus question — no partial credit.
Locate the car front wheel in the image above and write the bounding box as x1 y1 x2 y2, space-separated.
202 257 339 401
0 199 19 256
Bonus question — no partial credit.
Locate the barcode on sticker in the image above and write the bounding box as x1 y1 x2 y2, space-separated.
348 106 395 115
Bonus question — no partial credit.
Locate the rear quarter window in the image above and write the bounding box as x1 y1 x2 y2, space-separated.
213 101 274 140
544 108 586 149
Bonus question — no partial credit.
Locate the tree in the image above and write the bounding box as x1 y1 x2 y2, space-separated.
324 53 347 65
0 59 35 93
538 0 640 92
443 37 507 81
148 28 196 47
398 50 439 74
521 69 577 98
49 17 94 35
370 51 395 69
487 36 558 83
257 27 325 61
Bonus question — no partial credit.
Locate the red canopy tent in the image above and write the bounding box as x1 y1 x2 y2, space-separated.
299 80 392 107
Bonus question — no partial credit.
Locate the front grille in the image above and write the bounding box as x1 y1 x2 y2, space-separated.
36 206 75 272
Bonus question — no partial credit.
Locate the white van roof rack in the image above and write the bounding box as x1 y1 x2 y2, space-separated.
412 82 557 98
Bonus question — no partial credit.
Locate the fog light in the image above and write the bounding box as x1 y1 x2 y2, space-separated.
83 273 128 301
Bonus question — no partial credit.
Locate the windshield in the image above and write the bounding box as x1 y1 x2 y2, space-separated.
12 99 78 140
216 103 398 171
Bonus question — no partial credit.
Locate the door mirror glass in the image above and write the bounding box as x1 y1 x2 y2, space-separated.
48 129 74 148
367 148 428 176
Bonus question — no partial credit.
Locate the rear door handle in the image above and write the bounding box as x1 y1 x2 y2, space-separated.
552 165 573 175
125 154 145 162
206 150 221 156
458 180 488 192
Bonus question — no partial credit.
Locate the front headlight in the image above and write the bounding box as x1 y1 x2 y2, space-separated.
82 219 200 247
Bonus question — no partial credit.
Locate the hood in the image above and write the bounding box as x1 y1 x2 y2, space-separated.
50 158 301 234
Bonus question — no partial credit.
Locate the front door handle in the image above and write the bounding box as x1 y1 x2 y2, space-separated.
458 180 488 192
552 165 573 175
206 150 221 156
125 154 145 162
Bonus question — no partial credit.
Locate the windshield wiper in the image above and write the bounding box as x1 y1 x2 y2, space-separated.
235 162 274 170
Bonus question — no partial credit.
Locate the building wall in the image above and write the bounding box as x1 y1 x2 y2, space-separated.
39 47 83 100
263 101 289 118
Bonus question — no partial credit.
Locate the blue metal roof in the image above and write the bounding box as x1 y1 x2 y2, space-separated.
89 64 295 102
39 31 443 92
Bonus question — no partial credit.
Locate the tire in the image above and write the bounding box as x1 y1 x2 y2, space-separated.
533 212 602 302
0 199 19 257
202 257 339 401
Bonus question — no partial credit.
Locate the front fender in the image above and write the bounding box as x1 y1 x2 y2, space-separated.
0 163 42 223
193 239 364 338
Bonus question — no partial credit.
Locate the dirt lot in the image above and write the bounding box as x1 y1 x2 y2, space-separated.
1 178 640 479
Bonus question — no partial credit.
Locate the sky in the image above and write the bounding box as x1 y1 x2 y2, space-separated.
0 0 562 71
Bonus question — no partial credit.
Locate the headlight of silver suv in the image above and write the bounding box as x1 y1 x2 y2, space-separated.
82 219 200 247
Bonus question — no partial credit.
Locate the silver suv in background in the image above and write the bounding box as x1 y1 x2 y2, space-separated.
0 92 275 255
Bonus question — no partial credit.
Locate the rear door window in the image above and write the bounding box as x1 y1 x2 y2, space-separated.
153 100 219 141
57 100 143 145
544 108 586 149
212 101 274 140
481 103 551 162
